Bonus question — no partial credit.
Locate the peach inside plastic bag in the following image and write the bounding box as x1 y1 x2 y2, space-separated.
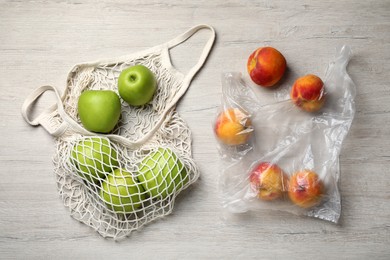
217 45 356 223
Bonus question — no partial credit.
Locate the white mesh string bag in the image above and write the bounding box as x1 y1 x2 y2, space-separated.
21 25 216 239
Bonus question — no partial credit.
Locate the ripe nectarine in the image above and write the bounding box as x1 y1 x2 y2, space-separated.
247 47 287 87
288 170 325 208
214 108 253 146
249 162 288 201
290 74 325 112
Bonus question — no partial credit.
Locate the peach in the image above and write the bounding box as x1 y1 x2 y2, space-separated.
247 47 287 87
214 108 253 146
290 74 325 112
288 170 325 208
249 162 288 201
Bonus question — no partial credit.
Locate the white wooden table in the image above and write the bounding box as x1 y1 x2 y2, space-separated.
1 1 389 259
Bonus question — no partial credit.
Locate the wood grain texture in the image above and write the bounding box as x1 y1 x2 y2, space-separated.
1 0 389 259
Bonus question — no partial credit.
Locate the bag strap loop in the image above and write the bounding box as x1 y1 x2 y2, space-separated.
165 24 216 84
21 85 90 137
21 85 68 137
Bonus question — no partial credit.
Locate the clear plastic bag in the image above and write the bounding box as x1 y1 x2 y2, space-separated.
214 45 356 223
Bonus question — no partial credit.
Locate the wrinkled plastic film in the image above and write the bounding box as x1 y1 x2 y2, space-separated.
216 45 356 223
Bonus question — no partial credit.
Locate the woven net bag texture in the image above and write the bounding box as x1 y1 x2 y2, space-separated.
21 25 215 239
50 50 199 239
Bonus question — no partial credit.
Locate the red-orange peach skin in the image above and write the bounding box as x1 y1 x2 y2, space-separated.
290 74 325 112
247 47 287 87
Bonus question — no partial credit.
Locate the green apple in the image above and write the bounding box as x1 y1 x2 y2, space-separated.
100 168 146 213
137 147 189 199
78 90 121 133
118 65 157 106
70 137 119 184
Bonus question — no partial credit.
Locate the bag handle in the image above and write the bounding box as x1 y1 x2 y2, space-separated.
118 25 215 148
126 25 215 148
21 85 90 137
165 24 216 83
